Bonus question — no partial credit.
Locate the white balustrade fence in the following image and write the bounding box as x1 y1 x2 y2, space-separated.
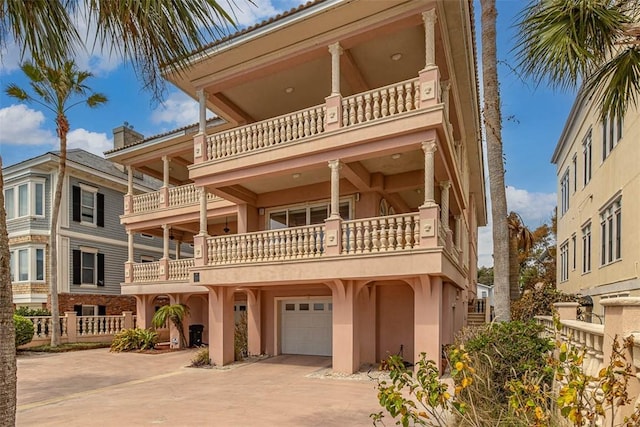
168 258 194 280
341 214 419 254
23 312 133 345
132 192 160 213
206 106 326 161
342 78 420 127
207 225 325 265
77 315 127 336
168 184 220 207
26 316 67 339
132 261 161 282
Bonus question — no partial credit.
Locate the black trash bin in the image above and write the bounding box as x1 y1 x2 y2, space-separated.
189 324 204 347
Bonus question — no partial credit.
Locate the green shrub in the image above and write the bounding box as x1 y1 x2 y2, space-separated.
190 348 211 367
453 321 553 419
15 306 51 317
511 284 578 321
110 328 158 352
14 314 35 347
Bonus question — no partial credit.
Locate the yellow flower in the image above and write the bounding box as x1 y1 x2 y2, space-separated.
535 406 544 420
455 362 464 371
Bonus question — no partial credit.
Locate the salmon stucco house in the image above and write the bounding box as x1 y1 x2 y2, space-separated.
105 0 486 373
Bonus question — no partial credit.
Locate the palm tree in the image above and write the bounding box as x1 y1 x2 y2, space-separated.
516 0 640 121
5 61 107 347
0 158 17 427
481 0 511 321
0 0 237 100
152 304 191 348
507 212 534 301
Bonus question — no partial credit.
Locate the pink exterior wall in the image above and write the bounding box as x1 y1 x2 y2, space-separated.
376 281 414 363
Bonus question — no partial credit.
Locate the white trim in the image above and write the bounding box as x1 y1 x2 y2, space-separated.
59 229 165 254
12 294 48 304
265 196 353 230
79 183 98 193
9 244 46 283
8 229 50 239
4 178 46 220
79 246 98 253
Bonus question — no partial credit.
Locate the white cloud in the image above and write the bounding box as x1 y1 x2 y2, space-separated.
230 0 282 27
477 186 557 268
67 128 113 157
151 91 216 128
0 104 57 146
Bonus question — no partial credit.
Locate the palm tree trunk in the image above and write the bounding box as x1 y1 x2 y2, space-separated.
508 232 520 301
481 0 510 321
0 157 17 426
49 116 69 346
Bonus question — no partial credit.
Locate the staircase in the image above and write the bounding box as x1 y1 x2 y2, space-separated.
467 297 492 327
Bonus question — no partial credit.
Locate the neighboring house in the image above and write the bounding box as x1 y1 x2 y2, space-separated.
105 0 486 373
476 283 494 307
4 144 168 315
551 90 639 315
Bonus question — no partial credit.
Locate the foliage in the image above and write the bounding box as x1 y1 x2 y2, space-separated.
14 307 51 317
20 342 111 353
516 0 640 121
152 304 190 348
13 315 34 348
190 348 212 367
477 266 493 287
508 211 534 300
511 284 578 321
519 211 557 291
0 0 238 100
235 311 248 361
456 321 554 404
110 328 158 352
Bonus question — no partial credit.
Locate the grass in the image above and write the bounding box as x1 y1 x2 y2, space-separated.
19 342 112 353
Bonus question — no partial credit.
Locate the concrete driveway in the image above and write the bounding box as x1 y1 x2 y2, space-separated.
16 349 383 426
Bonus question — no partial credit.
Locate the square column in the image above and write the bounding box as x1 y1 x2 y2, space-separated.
135 295 152 330
413 275 442 372
246 289 262 356
331 280 359 374
208 286 235 366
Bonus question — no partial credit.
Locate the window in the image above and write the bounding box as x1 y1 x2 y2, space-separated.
9 246 45 282
582 223 591 273
602 115 624 160
572 155 577 193
600 197 622 266
4 180 45 219
571 234 576 270
583 130 592 185
268 199 351 230
560 170 570 215
560 241 569 282
72 185 104 227
72 249 105 286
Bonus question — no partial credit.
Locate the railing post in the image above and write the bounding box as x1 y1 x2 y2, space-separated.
418 205 439 248
124 194 133 214
123 311 134 330
554 302 579 321
194 235 208 267
324 217 342 256
484 297 491 323
158 258 169 281
65 312 78 343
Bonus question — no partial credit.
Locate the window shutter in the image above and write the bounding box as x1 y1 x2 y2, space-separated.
72 186 81 222
97 253 105 286
97 193 104 227
98 305 106 315
73 305 82 316
72 250 81 284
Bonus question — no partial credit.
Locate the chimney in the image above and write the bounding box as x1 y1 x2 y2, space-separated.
112 122 144 150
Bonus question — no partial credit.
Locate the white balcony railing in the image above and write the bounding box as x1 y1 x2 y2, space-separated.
77 315 127 336
341 213 419 254
132 192 160 213
168 184 219 207
132 261 161 282
206 105 326 161
207 224 325 265
341 78 420 127
168 258 194 280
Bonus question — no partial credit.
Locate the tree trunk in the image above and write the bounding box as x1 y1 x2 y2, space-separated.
0 157 17 426
508 232 520 301
49 115 69 346
481 0 510 321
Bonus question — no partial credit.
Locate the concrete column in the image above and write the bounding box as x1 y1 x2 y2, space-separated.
127 166 134 195
328 159 342 219
65 312 77 343
246 289 262 356
175 240 181 260
422 9 437 69
554 302 579 321
328 42 343 95
237 204 248 233
413 275 442 372
208 286 235 366
162 224 170 259
199 187 208 235
421 140 437 207
440 180 451 231
127 230 134 263
122 311 134 329
135 295 152 329
125 230 134 283
454 215 461 249
197 89 207 134
331 280 359 374
162 156 170 187
358 285 376 365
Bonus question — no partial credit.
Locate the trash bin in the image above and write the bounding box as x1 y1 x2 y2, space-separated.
189 324 204 347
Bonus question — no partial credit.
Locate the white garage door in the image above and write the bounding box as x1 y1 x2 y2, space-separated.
281 299 332 356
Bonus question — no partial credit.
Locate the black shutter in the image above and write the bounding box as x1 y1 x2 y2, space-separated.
73 305 82 316
72 186 81 222
97 193 104 227
72 250 81 284
98 305 106 315
97 253 105 286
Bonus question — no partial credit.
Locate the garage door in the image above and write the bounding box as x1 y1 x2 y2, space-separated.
281 299 332 356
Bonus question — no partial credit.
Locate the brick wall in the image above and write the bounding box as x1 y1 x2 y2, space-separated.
49 293 136 315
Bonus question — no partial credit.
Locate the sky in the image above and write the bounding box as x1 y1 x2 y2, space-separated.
0 0 577 268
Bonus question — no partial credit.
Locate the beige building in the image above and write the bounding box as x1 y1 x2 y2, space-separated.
552 90 640 316
105 0 486 373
